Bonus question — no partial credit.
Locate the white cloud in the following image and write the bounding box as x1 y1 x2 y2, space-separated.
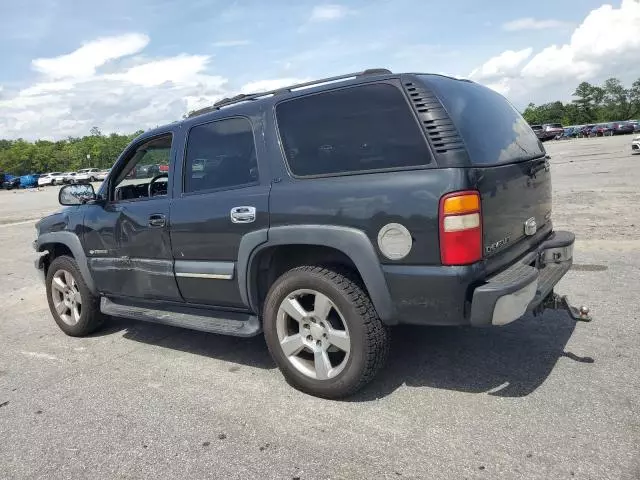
109 55 214 87
32 33 149 79
0 33 232 139
0 32 318 139
469 48 533 82
240 78 309 94
19 80 75 97
470 0 640 104
211 40 251 47
310 4 351 21
502 17 572 31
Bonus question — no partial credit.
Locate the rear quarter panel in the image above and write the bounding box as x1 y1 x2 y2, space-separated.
268 169 466 265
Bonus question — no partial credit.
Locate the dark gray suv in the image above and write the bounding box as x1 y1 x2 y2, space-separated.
34 69 589 398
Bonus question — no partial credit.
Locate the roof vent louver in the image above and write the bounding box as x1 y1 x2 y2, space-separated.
403 81 465 154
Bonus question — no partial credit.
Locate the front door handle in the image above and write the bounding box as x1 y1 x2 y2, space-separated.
148 214 166 227
230 206 256 224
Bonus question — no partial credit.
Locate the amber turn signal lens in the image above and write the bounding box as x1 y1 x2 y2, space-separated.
442 194 480 215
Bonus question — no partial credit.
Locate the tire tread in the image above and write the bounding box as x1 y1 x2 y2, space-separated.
46 255 105 337
265 264 389 398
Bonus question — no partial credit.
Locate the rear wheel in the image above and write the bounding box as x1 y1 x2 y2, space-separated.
263 266 389 399
46 255 105 336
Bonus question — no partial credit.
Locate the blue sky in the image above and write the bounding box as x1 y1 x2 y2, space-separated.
1 0 639 139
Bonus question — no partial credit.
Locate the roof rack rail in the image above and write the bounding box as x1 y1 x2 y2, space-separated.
187 68 392 117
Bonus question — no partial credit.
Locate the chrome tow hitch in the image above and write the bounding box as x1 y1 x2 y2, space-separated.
536 292 592 322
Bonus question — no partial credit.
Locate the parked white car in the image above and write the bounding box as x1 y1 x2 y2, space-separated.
96 169 110 181
39 172 71 186
38 173 57 186
74 168 101 182
63 172 78 183
632 135 640 154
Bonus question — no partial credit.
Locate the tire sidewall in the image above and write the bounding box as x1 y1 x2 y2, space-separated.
263 268 372 398
45 256 100 336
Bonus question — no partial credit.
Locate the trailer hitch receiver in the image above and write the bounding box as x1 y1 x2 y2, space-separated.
536 292 592 322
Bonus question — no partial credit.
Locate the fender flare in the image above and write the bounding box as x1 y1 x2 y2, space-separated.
36 231 97 294
237 225 396 324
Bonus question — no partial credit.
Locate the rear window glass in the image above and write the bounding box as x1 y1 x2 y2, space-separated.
276 83 432 177
418 75 545 165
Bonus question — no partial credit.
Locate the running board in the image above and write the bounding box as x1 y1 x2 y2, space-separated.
100 298 261 337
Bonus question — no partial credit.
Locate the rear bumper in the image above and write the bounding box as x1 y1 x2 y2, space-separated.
469 231 574 326
381 230 575 326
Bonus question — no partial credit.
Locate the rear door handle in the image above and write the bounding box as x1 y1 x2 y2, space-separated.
230 206 256 224
148 214 166 227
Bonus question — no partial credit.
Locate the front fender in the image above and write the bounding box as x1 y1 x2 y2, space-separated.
36 231 96 294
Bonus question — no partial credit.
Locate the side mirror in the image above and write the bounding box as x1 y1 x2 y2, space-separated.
59 183 96 206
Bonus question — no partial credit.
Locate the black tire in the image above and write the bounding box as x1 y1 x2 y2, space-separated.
90 176 95 182
45 255 105 337
263 266 389 399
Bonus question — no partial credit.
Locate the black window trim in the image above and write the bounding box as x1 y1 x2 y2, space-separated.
180 115 260 197
106 132 174 205
272 79 436 180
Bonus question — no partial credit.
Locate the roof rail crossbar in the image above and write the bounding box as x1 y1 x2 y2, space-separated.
188 68 392 116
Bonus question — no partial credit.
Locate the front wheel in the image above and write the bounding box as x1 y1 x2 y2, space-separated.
263 266 389 399
46 255 105 336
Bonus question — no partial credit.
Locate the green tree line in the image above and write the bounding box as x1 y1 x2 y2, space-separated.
522 77 640 126
0 127 143 176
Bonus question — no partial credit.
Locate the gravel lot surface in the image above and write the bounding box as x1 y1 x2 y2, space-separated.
0 135 638 479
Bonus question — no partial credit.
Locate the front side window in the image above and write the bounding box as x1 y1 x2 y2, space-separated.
276 83 432 177
112 134 172 202
183 117 258 194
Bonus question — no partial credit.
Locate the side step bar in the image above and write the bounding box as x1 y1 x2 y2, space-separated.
100 298 261 337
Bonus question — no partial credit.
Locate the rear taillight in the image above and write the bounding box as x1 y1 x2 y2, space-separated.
439 190 482 265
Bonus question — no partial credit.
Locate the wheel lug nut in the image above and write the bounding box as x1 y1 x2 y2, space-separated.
316 340 321 346
323 333 327 338
307 335 313 342
303 323 309 329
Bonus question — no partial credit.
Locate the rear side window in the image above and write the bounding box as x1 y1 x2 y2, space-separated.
276 83 431 177
418 75 545 165
184 117 258 193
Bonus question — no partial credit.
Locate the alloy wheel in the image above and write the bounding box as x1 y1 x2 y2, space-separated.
50 269 82 325
276 289 351 380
